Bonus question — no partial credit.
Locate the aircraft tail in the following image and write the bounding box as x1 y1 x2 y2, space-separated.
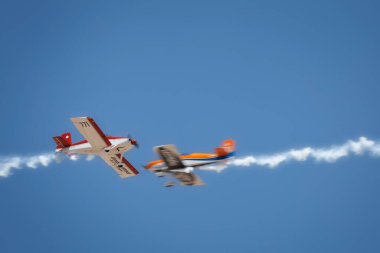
53 132 72 149
215 139 236 157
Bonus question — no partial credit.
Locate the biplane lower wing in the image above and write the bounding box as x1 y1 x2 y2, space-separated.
171 171 204 186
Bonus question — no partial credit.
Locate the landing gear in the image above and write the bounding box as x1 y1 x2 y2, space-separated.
156 172 166 177
165 181 175 187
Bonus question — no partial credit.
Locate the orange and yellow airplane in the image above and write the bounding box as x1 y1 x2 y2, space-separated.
144 140 236 187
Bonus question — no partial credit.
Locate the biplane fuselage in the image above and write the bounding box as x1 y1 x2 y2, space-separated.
144 140 236 186
145 151 235 171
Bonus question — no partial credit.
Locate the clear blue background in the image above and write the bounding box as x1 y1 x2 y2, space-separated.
1 0 380 252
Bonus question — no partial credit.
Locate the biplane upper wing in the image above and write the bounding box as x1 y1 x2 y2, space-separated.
154 145 186 170
71 117 111 150
172 171 204 186
154 145 204 186
99 153 139 178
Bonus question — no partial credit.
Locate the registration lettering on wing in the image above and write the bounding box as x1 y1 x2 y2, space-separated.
109 156 131 174
79 121 90 128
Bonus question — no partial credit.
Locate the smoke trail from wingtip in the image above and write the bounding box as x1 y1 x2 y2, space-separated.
0 153 84 178
202 136 380 172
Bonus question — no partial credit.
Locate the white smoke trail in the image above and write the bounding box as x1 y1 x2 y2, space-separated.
2 137 380 178
0 153 87 178
202 136 380 172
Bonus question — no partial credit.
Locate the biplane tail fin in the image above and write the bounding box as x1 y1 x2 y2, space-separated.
215 139 236 157
53 132 72 149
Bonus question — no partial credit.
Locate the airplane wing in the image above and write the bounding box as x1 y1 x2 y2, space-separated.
71 117 111 150
171 171 204 186
154 145 204 186
99 153 139 178
154 145 186 170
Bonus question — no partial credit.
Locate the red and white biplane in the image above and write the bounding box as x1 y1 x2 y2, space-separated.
53 117 139 178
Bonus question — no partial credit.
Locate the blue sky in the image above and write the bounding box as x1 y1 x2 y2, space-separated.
1 0 380 252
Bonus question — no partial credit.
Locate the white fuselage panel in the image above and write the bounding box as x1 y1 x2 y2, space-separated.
59 138 133 155
150 157 230 171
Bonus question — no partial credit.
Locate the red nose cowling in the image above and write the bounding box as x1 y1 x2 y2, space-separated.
131 139 139 148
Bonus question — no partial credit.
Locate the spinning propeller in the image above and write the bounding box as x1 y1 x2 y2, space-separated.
128 134 139 148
